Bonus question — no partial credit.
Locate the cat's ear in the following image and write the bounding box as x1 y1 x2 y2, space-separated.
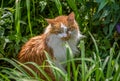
45 19 55 24
67 12 75 23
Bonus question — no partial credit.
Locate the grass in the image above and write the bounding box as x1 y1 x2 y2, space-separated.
15 0 21 40
0 0 120 81
0 33 120 81
26 0 33 37
53 0 62 15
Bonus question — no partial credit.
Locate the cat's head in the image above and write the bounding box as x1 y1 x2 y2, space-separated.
45 12 84 40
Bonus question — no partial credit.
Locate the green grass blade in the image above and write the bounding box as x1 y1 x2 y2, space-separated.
26 0 32 36
112 66 120 81
66 0 77 12
32 0 35 19
1 67 30 80
79 40 85 81
85 65 105 81
102 56 109 70
15 62 40 79
42 65 67 81
97 0 108 12
25 62 52 81
1 0 3 8
44 51 66 81
12 60 52 81
0 72 10 81
89 31 102 81
115 51 120 70
0 58 28 76
68 45 77 81
65 43 72 81
112 51 120 81
85 64 95 81
96 68 105 80
75 65 81 80
88 32 99 56
65 42 77 81
106 48 114 78
15 0 21 39
0 58 47 80
53 0 62 15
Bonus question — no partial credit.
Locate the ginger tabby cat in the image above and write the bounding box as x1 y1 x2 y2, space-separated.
18 12 84 81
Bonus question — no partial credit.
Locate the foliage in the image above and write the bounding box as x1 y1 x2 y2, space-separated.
0 0 120 81
0 39 120 81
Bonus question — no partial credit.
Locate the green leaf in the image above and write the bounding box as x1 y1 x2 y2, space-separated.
80 40 86 81
112 66 120 81
106 48 114 78
53 0 62 15
0 72 10 81
97 0 108 12
26 0 33 36
39 1 47 12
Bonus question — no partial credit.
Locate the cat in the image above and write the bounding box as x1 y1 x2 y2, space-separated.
17 12 84 81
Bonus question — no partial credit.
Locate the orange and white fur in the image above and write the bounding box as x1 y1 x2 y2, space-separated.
18 12 84 80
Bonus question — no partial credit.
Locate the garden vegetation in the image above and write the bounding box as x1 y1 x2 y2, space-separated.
0 0 120 81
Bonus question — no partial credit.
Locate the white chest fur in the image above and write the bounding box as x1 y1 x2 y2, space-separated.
47 30 81 63
47 34 67 62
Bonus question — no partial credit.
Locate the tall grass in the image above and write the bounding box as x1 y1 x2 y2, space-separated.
66 43 77 81
15 0 21 41
0 0 120 81
0 33 120 81
80 40 85 81
53 0 62 15
89 31 101 81
26 0 33 37
15 0 33 38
